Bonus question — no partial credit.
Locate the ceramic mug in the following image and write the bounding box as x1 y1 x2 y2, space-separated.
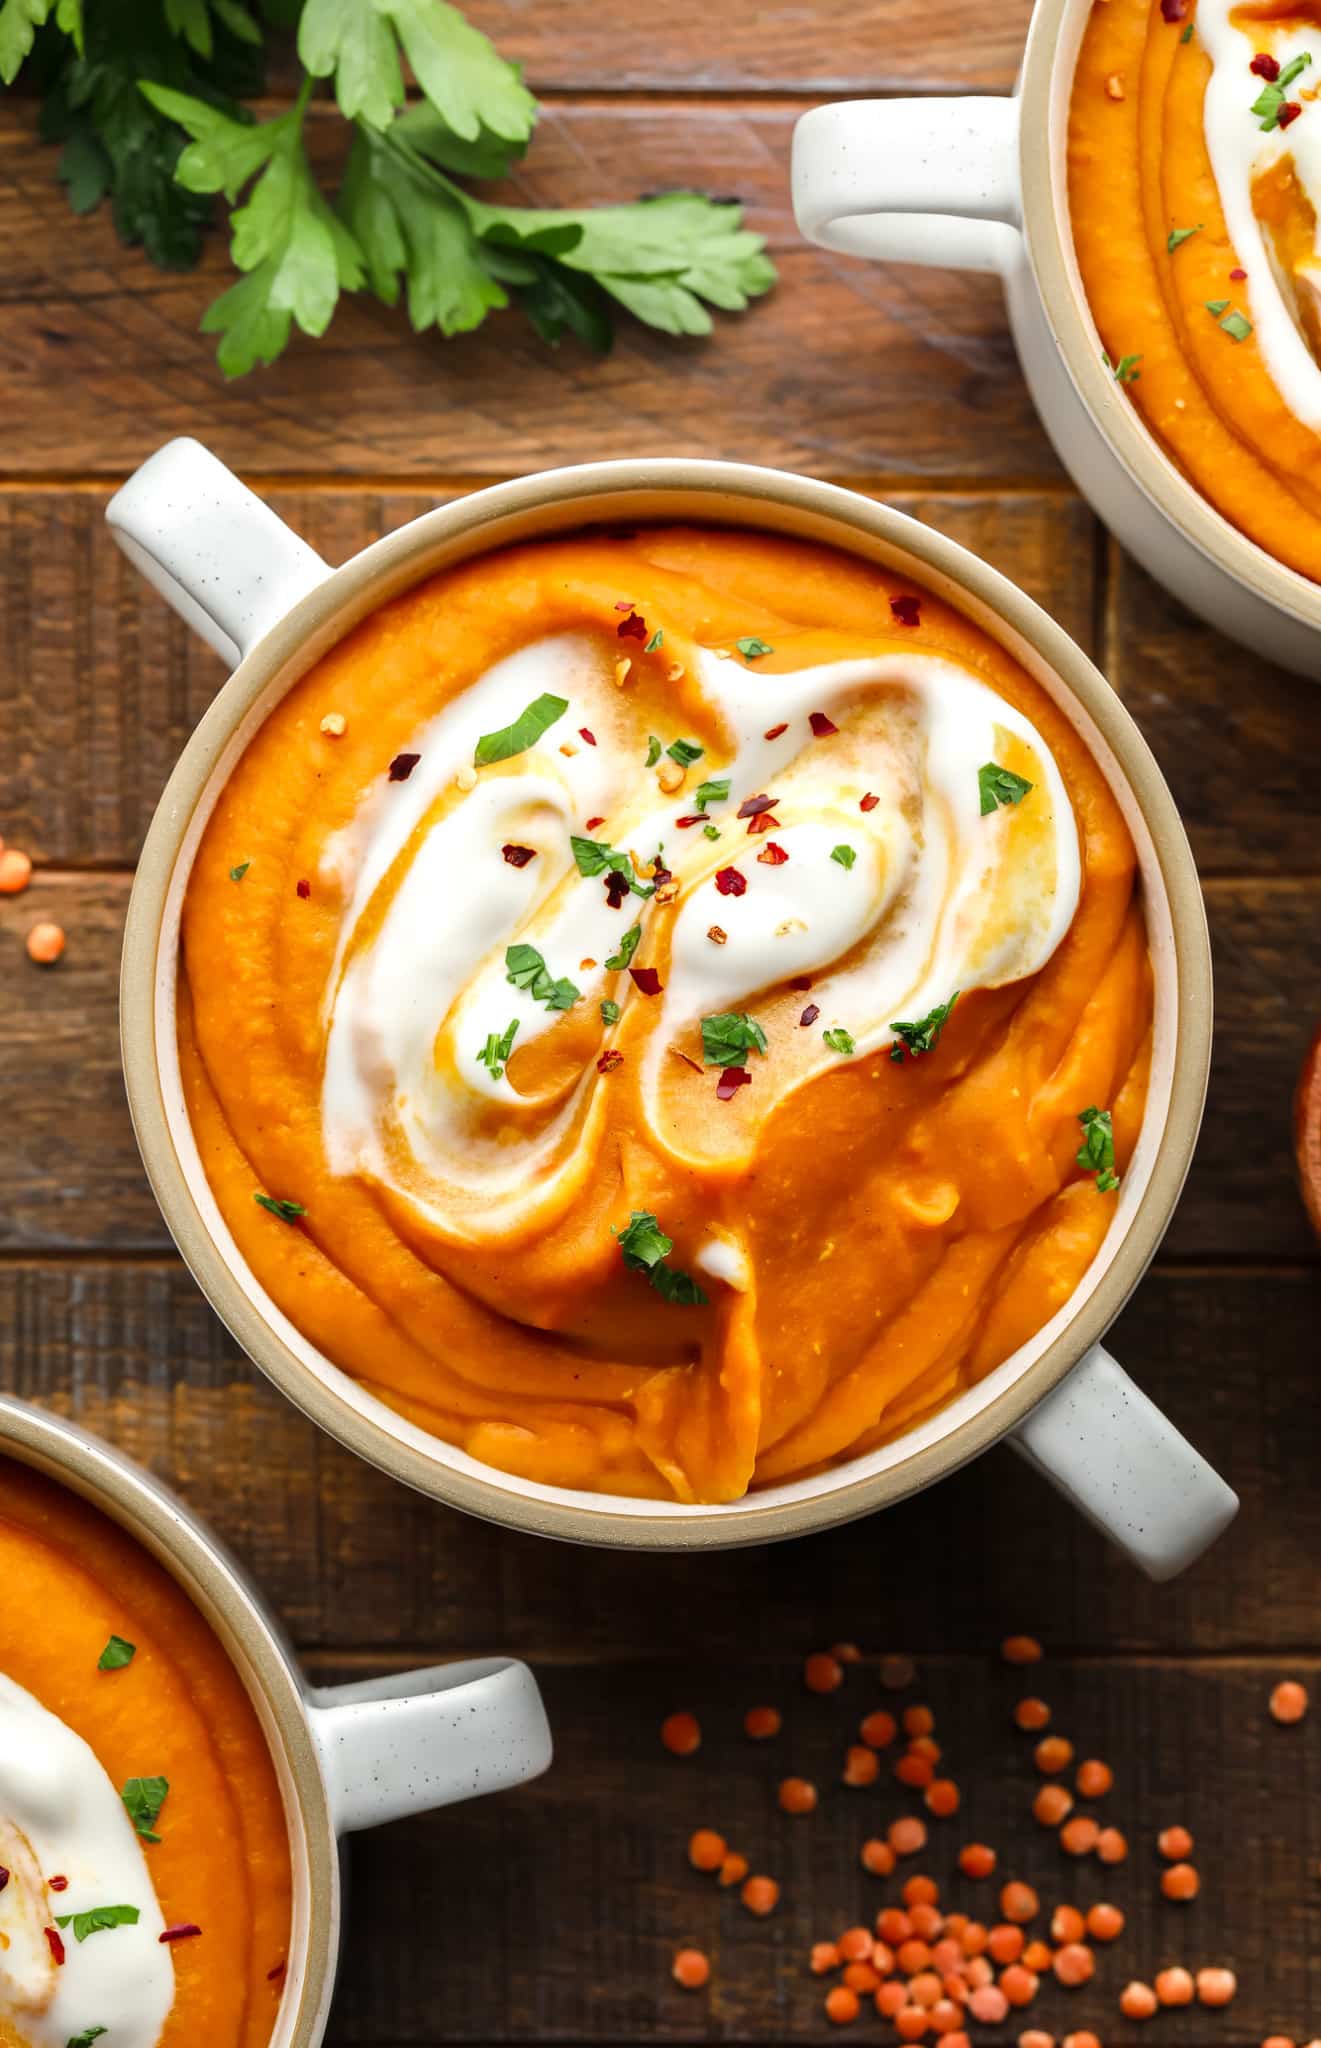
110 437 1236 1577
0 1394 552 2047
790 0 1321 681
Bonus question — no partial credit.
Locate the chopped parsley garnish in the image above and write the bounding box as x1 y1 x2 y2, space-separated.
703 823 721 840
1252 50 1310 129
693 777 731 811
890 992 960 1062
666 737 705 767
1167 223 1202 251
474 693 569 766
122 1776 169 1844
254 1194 306 1222
1204 298 1229 315
1220 308 1253 341
978 762 1035 814
700 1012 768 1068
1077 1105 1120 1192
229 862 250 882
570 835 654 898
831 844 857 870
97 1635 135 1672
56 1906 141 1943
822 1026 856 1056
645 629 664 653
1103 351 1143 384
600 999 621 1025
615 1209 709 1307
645 735 662 767
67 2030 108 2047
478 1018 519 1081
735 637 774 659
505 944 580 1012
605 924 642 973
1181 19 1193 36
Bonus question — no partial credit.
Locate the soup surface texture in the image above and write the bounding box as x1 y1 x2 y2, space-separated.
179 527 1151 1503
1071 0 1321 579
0 1458 291 2048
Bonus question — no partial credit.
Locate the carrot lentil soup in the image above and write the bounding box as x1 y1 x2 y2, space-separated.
1070 0 1321 579
0 1459 291 2048
180 527 1150 1503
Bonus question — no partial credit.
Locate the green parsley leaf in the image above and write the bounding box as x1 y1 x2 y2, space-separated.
1181 20 1193 38
474 692 568 765
339 122 509 335
600 999 621 1025
1076 1104 1120 1192
1252 50 1311 129
822 1026 856 1056
376 0 536 145
693 777 730 811
0 0 55 85
666 737 704 767
700 1012 768 1068
645 735 662 767
889 993 960 1062
605 924 642 973
644 628 664 653
1220 308 1253 341
122 1775 169 1844
831 844 857 870
1204 298 1230 316
648 1264 710 1306
477 1017 519 1081
297 0 405 129
254 1193 306 1221
1103 351 1142 384
97 1635 135 1671
67 2029 109 2048
1166 223 1202 251
505 942 579 1012
978 762 1034 815
570 835 653 897
56 1906 141 1943
735 636 774 659
229 861 250 881
703 823 720 841
614 1210 709 1307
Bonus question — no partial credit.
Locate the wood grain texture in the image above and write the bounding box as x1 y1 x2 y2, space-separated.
0 104 1053 483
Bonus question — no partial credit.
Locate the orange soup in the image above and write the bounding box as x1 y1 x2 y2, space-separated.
0 1458 291 2048
179 527 1150 1503
1070 0 1321 578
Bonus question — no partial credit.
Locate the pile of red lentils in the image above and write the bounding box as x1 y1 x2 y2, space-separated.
661 1639 1312 2046
0 832 64 964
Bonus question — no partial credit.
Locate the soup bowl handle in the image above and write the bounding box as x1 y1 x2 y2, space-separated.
1010 1343 1238 1580
791 97 1021 273
306 1656 553 1835
106 436 331 670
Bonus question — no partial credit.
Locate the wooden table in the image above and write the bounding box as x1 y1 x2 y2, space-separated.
3 5 1321 2043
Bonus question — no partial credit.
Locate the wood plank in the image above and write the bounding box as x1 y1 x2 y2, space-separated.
0 488 1095 869
0 105 1053 483
0 875 1310 1258
3 1260 1318 1656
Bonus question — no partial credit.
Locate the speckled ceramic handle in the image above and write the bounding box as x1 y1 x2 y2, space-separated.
307 1657 553 1835
1011 1343 1239 1581
105 436 330 668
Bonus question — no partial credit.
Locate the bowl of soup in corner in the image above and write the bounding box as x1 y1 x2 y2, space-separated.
111 440 1235 1576
0 1394 550 2048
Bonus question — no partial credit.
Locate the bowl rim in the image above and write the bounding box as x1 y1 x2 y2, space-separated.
1020 0 1321 632
120 456 1213 1547
0 1394 339 2047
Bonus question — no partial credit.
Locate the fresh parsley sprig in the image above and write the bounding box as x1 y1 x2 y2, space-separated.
615 1209 708 1307
1076 1104 1120 1192
700 1011 767 1068
505 943 579 1012
890 993 960 1063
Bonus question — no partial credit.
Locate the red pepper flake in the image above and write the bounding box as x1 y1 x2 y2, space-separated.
501 844 536 868
48 1875 68 1892
295 878 311 899
45 1927 65 1965
799 1003 821 1027
747 809 779 835
1230 266 1247 280
585 815 606 830
716 1065 752 1101
653 860 673 887
613 599 635 611
757 841 789 865
604 869 631 909
1160 0 1188 18
267 1961 288 1984
1250 50 1279 78
1279 98 1303 126
675 814 705 828
0 1867 9 1894
617 610 648 641
159 1924 204 1944
388 751 420 782
597 1049 625 1074
809 711 839 737
737 792 778 818
715 867 747 897
629 965 663 996
763 722 788 740
790 974 813 991
579 727 597 746
671 1047 703 1073
860 792 880 812
890 594 922 628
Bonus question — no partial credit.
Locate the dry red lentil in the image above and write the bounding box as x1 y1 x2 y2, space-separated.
779 1776 819 1816
661 1711 701 1756
1155 1967 1194 2007
1157 1824 1193 1860
1075 1759 1112 1798
744 1705 782 1740
959 1844 996 1879
1000 1882 1040 1925
672 1948 710 1989
1014 1699 1051 1732
1001 1637 1044 1666
861 1838 896 1876
806 1653 845 1695
1161 1861 1199 1901
688 1828 726 1871
1270 1680 1309 1725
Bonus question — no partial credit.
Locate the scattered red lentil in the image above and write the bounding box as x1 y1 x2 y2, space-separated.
1014 1699 1051 1732
988 1925 1025 1966
805 1652 845 1695
812 1942 842 1975
903 1876 940 1909
844 1961 882 1995
1085 1903 1123 1942
1001 1637 1044 1667
780 1776 819 1816
661 1712 701 1756
904 1706 935 1738
1075 1759 1112 1798
1019 2031 1055 2048
896 1751 935 1789
861 1711 898 1750
895 2004 930 2039
1000 1883 1040 1925
1033 1785 1073 1826
861 1838 897 1876
877 1910 913 1946
1052 1945 1094 1988
1000 1964 1040 2008
926 1780 960 1818
1270 1680 1309 1724
1050 1907 1084 1945
1034 1737 1073 1776
741 1874 779 1916
877 1981 908 2018
1095 1827 1128 1864
1155 1966 1194 2007
826 1986 861 2024
1120 1981 1159 2019
839 1926 875 1962
881 1655 917 1691
889 1816 928 1857
1059 1816 1100 1857
959 1844 997 1880
688 1828 726 1871
1161 1861 1200 1901
1063 2033 1101 2048
672 1947 710 1989
25 920 65 965
744 1705 782 1740
1196 1969 1237 2008
968 1985 1010 2025
832 1643 863 1664
0 847 33 893
844 1745 881 1787
1022 1941 1053 1975
718 1852 748 1888
1157 1824 1193 1861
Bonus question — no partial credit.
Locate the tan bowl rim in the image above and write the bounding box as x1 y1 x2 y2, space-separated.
1021 0 1321 631
120 457 1212 1548
0 1393 337 2047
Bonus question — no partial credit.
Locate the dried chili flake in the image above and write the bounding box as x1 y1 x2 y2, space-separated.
1279 98 1303 125
671 1047 703 1073
617 611 648 641
708 925 727 945
860 792 880 812
501 844 536 868
630 965 663 996
1160 0 1188 18
790 974 813 991
715 867 747 897
1250 50 1279 77
597 1049 625 1074
1230 266 1247 280
737 793 778 818
159 1924 203 1944
295 879 311 899
758 842 789 865
675 814 705 828
579 727 597 746
45 1927 65 1965
388 752 420 782
800 1003 821 1027
0 1868 8 1894
604 869 632 909
48 1875 68 1892
747 809 779 836
585 815 606 830
267 1961 288 1984
763 722 788 740
614 599 634 610
716 1066 752 1100
890 594 922 627
809 711 839 737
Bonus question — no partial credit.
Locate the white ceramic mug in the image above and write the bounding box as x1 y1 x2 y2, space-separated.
0 1395 552 2048
790 0 1321 680
109 437 1237 1578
